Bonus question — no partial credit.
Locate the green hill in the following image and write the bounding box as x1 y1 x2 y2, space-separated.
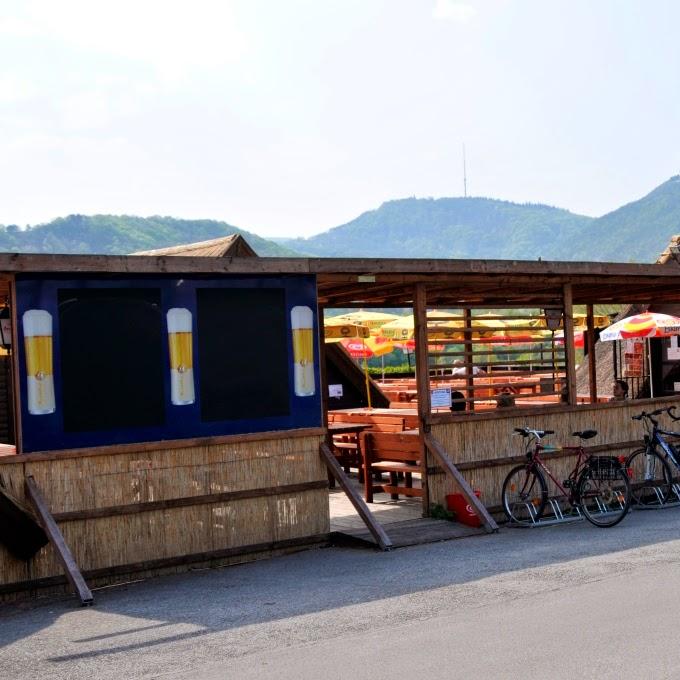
0 215 298 257
280 198 593 259
569 176 680 262
279 176 680 262
3 177 680 262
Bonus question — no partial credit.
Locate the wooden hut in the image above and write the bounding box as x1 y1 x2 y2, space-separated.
1 253 680 599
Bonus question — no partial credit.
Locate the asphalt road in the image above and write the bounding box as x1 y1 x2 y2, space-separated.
3 507 680 680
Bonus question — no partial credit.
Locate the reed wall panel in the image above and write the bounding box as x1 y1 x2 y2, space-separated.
428 399 680 510
0 432 328 597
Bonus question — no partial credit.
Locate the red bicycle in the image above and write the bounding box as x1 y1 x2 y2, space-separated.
502 427 632 528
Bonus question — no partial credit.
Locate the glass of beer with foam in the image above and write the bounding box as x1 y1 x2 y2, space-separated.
23 309 55 415
167 308 195 406
291 305 315 397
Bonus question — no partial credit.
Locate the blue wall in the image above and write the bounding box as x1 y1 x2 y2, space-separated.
16 274 322 453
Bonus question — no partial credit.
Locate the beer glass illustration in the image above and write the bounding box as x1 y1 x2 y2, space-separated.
167 308 195 405
23 309 55 415
291 305 315 397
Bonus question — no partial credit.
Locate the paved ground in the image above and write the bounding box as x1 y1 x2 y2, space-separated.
3 507 680 679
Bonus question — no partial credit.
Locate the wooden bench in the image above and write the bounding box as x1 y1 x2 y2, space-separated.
327 415 407 482
360 431 423 502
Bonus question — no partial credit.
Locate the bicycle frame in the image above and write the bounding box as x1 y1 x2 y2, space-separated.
645 424 680 470
632 407 680 467
526 440 590 502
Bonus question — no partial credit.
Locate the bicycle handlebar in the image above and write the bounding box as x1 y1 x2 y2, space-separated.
514 427 554 439
632 406 677 425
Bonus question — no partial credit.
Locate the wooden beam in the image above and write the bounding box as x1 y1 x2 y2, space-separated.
0 427 326 465
413 284 431 515
423 434 498 533
587 304 598 403
52 481 329 523
319 443 392 551
0 251 679 277
462 308 475 411
563 284 577 405
25 476 93 605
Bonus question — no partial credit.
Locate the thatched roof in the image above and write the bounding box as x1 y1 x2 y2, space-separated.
133 234 257 258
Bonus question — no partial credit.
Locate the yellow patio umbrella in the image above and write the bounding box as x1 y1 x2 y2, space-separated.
323 317 370 341
533 313 610 331
330 310 401 334
379 311 465 341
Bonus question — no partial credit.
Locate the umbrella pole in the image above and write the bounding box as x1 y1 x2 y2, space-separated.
362 339 372 409
647 337 654 398
363 357 372 409
381 355 385 382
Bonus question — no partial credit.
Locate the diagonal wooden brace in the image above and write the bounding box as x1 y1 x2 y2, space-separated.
319 443 393 551
25 476 94 606
424 434 499 533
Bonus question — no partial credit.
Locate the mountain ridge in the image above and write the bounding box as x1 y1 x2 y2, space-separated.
2 176 680 262
0 214 298 257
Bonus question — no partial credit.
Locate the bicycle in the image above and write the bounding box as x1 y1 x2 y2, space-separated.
626 407 680 506
502 427 632 528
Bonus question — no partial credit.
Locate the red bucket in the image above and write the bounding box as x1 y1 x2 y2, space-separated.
446 490 482 528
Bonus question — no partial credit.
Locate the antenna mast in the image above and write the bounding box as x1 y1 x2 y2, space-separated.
462 144 467 198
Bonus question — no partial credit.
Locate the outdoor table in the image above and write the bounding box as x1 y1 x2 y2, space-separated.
327 423 373 488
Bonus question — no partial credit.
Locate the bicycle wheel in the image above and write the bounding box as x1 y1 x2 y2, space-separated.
502 464 548 524
626 447 672 506
577 466 631 528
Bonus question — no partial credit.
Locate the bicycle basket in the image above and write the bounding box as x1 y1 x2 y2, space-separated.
587 456 622 481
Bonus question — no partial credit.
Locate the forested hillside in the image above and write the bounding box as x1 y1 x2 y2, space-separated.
0 215 297 257
3 177 680 262
280 198 592 259
279 176 680 262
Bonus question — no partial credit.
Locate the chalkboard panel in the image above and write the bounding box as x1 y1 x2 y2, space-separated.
197 288 290 421
58 288 165 432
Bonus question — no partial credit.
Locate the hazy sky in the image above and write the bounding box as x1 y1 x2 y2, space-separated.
1 0 679 238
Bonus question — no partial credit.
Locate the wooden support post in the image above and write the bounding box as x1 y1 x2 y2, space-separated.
562 284 577 406
463 308 475 411
318 303 329 430
424 434 499 534
319 443 393 551
586 304 598 403
25 476 94 605
413 283 431 516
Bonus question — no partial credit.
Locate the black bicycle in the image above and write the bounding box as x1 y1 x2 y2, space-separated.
627 407 680 506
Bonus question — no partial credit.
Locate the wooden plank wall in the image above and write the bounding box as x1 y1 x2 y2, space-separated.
0 431 328 598
427 398 680 512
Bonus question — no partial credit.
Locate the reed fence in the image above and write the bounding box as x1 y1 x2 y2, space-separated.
0 429 328 598
427 398 680 512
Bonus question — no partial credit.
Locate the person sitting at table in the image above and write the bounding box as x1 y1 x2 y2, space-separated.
496 387 516 408
450 390 466 413
611 379 629 401
451 359 486 376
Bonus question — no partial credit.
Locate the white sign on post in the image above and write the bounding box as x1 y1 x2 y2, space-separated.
431 387 451 408
669 336 680 361
328 384 343 398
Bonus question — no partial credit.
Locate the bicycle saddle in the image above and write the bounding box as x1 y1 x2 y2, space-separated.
572 429 597 439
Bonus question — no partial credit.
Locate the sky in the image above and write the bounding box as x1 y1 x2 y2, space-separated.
1 0 679 238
